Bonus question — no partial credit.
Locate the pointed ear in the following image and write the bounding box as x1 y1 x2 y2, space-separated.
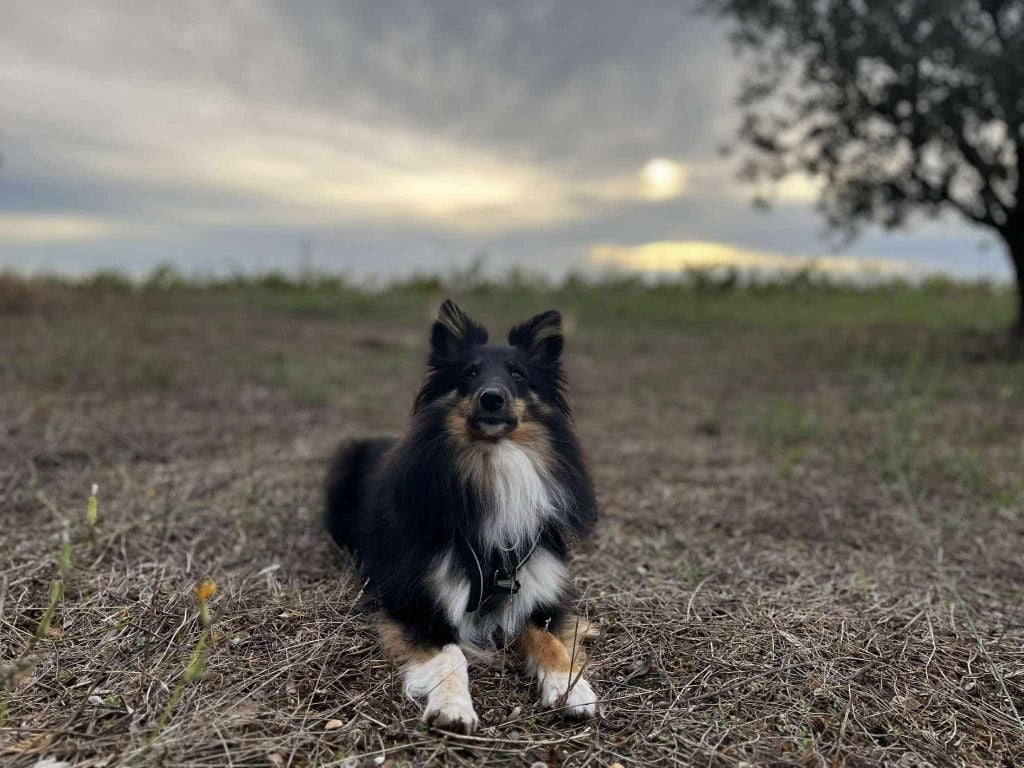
431 299 487 357
508 310 563 363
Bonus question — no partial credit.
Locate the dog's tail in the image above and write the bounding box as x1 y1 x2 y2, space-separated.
324 437 394 552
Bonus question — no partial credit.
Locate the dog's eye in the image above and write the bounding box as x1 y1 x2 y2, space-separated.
465 367 479 380
509 366 525 382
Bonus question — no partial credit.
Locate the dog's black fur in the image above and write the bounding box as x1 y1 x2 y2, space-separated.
325 300 597 650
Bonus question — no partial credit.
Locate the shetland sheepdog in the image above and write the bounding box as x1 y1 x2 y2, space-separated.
325 300 598 732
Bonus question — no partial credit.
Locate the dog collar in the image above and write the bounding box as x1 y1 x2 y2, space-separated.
461 534 539 614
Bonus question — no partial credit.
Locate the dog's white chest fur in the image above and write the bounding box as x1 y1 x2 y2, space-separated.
431 440 569 645
430 546 568 646
463 439 564 550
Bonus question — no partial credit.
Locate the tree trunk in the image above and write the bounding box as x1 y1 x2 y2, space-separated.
1008 227 1024 357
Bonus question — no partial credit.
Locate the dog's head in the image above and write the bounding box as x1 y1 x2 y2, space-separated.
413 300 569 440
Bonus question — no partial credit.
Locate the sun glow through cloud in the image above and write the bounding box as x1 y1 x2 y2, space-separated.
641 157 687 200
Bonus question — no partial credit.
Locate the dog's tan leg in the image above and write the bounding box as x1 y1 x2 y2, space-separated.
379 618 479 733
515 621 597 718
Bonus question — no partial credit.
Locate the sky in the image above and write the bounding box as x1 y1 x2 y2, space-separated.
0 0 1011 281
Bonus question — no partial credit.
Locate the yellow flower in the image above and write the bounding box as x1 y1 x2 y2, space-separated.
196 578 217 628
195 578 217 603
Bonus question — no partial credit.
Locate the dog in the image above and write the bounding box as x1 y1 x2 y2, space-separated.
325 299 598 732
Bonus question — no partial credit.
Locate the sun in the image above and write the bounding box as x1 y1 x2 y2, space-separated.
640 157 686 200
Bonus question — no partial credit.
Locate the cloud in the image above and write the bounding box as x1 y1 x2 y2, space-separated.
2 50 694 235
0 0 999 278
770 175 825 204
588 240 917 276
0 213 133 245
684 156 824 205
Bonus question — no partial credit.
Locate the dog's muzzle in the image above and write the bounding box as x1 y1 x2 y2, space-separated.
468 386 517 437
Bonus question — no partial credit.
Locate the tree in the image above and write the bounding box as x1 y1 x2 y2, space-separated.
705 0 1024 351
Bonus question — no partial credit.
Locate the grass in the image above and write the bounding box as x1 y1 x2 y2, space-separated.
1 270 1023 766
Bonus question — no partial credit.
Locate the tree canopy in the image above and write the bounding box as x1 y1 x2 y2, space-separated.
707 0 1024 343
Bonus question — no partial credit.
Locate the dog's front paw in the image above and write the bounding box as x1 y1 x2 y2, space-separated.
423 692 480 734
539 670 597 719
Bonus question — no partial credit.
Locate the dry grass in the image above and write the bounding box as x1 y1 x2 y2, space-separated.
1 277 1022 767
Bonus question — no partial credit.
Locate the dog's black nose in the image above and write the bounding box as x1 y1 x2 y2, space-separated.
479 388 505 413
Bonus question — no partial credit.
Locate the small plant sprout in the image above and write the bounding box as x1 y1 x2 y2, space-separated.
134 579 216 764
86 483 99 539
34 579 64 643
196 578 217 628
58 526 72 581
184 645 206 683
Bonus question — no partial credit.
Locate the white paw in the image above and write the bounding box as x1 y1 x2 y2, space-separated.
539 670 597 719
423 691 479 734
405 644 479 733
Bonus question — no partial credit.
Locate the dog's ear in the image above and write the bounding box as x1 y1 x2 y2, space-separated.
431 299 488 357
508 310 563 363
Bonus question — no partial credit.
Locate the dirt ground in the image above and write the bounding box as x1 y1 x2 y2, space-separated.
1 277 1023 767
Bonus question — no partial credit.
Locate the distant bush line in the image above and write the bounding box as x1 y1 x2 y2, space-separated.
0 261 1012 301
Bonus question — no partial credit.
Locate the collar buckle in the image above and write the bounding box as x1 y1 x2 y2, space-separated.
492 569 521 595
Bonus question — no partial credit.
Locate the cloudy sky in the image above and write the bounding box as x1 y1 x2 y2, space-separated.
0 0 1010 280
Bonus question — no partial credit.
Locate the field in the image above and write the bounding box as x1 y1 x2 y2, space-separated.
2 273 1023 767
